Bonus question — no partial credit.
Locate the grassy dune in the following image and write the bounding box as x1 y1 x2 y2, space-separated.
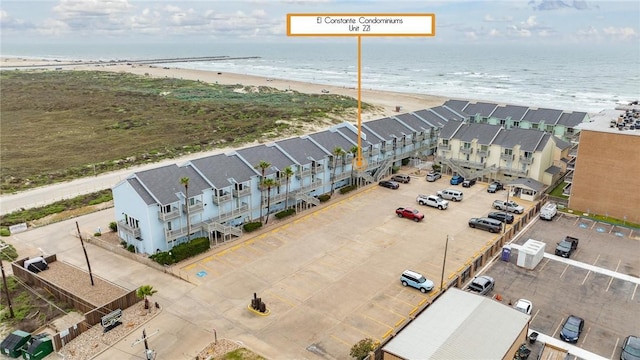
1 70 367 193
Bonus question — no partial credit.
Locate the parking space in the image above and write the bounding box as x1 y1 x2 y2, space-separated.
170 174 535 359
485 215 640 359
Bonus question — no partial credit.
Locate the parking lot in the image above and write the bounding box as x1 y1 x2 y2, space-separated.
175 173 535 359
484 212 640 359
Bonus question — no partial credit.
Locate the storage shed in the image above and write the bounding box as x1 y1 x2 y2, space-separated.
382 288 531 360
516 239 546 270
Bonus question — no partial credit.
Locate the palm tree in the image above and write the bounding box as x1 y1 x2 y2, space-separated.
349 145 359 187
262 178 278 224
136 285 158 310
256 161 271 223
282 166 294 209
180 177 190 240
331 147 345 195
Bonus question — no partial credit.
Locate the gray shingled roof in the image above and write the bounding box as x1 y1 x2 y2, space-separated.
431 106 467 121
134 164 210 205
557 112 588 127
545 165 562 175
236 144 296 176
522 108 563 124
275 137 329 164
308 129 358 153
334 123 379 147
490 105 529 121
493 128 547 151
456 123 503 144
363 117 414 141
443 99 469 111
127 177 156 205
462 102 499 118
393 113 436 132
507 177 546 192
413 109 448 128
552 136 572 150
190 153 258 188
439 120 464 140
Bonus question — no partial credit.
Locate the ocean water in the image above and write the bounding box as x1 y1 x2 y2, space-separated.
2 40 639 113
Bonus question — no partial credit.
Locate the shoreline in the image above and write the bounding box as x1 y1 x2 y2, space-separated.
1 56 449 119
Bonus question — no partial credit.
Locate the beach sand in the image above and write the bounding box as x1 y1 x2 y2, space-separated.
1 57 448 121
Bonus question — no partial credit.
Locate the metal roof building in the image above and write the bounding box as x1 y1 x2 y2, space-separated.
382 288 530 360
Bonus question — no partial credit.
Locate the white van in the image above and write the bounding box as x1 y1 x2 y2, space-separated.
539 202 557 220
436 189 463 202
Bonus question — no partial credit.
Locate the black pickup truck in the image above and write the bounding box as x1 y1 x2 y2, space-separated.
555 236 579 258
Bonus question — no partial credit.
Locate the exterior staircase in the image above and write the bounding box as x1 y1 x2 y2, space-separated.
441 158 469 178
296 192 320 207
374 158 394 181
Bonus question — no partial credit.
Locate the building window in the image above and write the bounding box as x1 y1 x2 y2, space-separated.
463 142 471 149
524 151 532 158
546 125 554 132
531 123 538 130
504 148 513 155
500 119 506 126
513 121 520 127
442 139 449 146
162 205 171 213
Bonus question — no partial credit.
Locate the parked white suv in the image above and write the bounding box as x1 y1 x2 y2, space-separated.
416 194 449 210
539 202 557 220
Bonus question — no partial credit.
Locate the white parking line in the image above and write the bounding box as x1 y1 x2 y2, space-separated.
531 308 540 322
560 264 570 278
611 337 620 359
582 270 591 285
633 284 638 300
592 254 601 265
580 326 591 346
552 317 564 338
606 260 622 292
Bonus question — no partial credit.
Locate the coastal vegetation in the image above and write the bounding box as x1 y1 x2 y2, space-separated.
0 70 370 193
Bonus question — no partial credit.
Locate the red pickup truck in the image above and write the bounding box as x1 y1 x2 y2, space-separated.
396 207 425 222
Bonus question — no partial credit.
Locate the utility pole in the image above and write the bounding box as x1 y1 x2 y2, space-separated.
75 221 94 286
0 244 14 318
132 329 159 360
440 235 449 292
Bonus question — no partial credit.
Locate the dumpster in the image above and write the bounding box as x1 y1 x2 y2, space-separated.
21 333 53 360
0 330 31 358
501 245 511 262
529 331 539 344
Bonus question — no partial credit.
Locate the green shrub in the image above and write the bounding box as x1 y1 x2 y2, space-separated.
94 232 102 237
109 221 118 232
391 166 400 174
149 237 210 265
243 222 263 232
350 338 375 360
0 243 18 261
275 208 295 219
120 241 127 247
0 228 10 237
127 244 135 253
401 158 410 166
432 164 441 172
318 194 331 202
339 185 356 194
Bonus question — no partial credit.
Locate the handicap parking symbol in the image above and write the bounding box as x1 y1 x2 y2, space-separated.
579 223 588 228
615 232 624 237
596 227 605 233
196 271 207 278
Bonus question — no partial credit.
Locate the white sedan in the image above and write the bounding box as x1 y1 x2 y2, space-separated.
514 299 533 315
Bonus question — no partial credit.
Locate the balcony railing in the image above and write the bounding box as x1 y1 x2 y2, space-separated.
212 192 232 205
296 179 323 194
500 167 527 177
118 220 141 238
312 166 325 174
501 153 514 161
233 187 251 198
213 204 250 223
519 156 534 165
451 159 485 170
182 200 204 214
296 168 312 179
439 144 451 151
460 147 473 155
477 149 490 157
158 207 180 222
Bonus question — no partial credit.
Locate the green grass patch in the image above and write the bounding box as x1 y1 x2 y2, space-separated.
216 348 265 360
549 181 569 198
559 208 640 229
0 189 112 228
1 70 370 193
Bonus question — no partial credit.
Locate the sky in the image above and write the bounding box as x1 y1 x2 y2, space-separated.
0 0 638 45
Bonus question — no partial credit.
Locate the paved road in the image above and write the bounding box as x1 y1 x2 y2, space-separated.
0 146 238 215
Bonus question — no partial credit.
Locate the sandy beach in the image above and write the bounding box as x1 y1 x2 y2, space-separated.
1 57 448 121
